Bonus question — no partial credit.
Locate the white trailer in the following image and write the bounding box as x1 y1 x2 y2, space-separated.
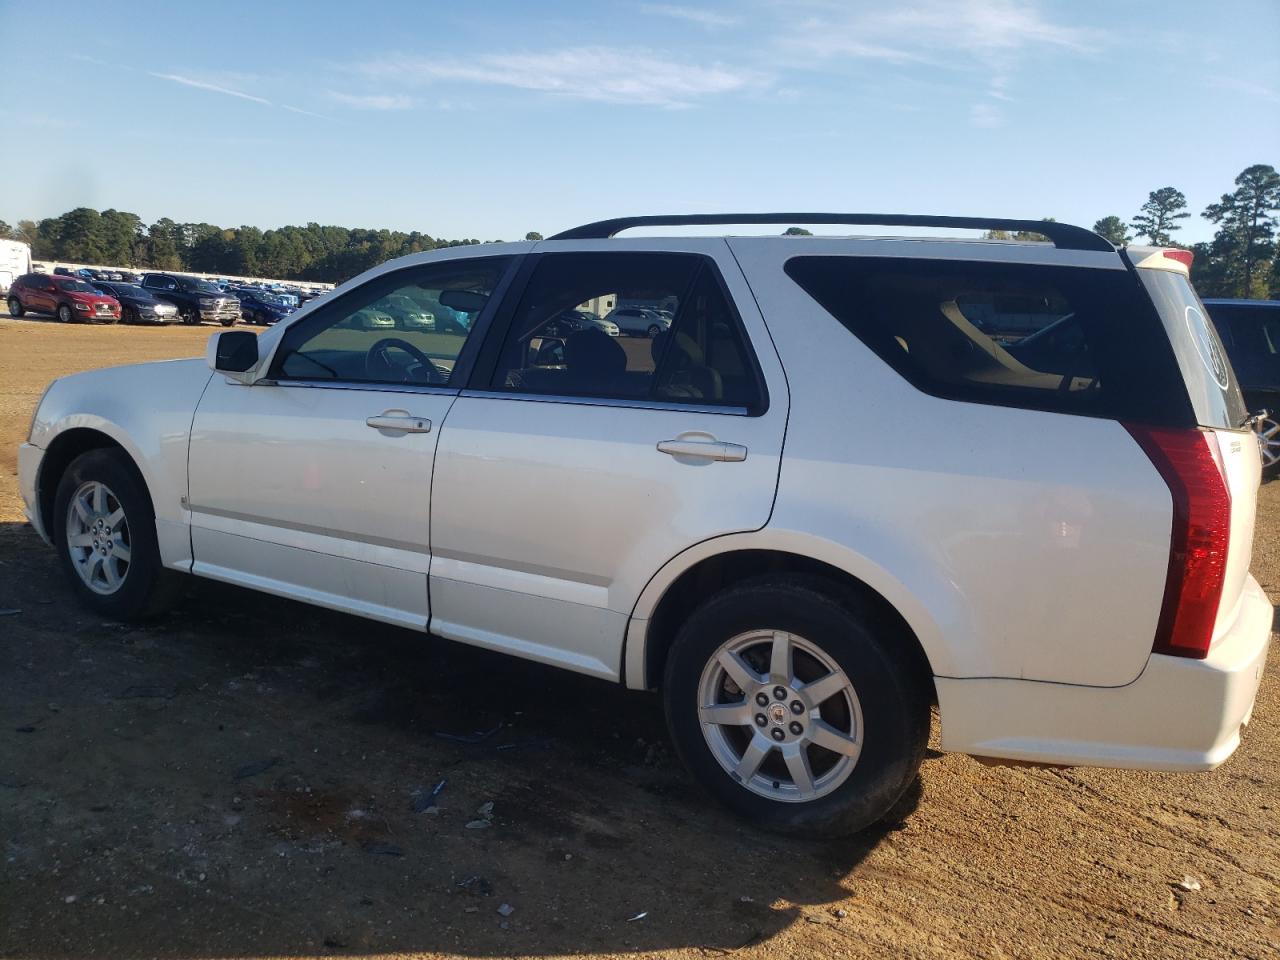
0 239 32 294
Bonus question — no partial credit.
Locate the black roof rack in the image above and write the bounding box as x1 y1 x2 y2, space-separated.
548 213 1114 252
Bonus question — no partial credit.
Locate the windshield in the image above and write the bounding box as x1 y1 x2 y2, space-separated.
1136 268 1248 429
56 279 97 293
183 279 224 295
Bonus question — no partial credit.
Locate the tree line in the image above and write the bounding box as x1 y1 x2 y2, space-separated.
2 163 1276 294
0 210 494 284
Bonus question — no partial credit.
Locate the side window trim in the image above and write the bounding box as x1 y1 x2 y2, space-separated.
268 254 524 387
472 251 769 415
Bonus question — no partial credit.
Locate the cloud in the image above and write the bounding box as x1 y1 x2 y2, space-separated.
639 4 739 28
785 0 1099 62
361 46 758 107
327 91 414 110
282 104 334 120
149 72 271 104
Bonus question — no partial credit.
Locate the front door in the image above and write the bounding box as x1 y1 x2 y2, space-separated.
187 254 515 629
429 243 788 679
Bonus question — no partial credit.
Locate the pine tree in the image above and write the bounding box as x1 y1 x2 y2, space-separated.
1131 187 1189 246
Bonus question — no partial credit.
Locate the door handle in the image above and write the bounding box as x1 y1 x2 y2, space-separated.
657 438 747 462
366 413 432 433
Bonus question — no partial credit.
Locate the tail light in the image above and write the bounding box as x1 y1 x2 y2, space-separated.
1162 248 1194 268
1125 425 1230 658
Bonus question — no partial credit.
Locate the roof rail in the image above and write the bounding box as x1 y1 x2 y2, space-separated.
548 213 1115 252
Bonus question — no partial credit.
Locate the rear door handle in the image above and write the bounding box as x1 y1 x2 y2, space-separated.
366 413 432 433
657 439 747 462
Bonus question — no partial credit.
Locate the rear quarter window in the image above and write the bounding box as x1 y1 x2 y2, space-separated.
785 256 1195 426
1138 274 1249 428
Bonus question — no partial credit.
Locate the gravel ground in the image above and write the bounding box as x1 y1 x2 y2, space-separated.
0 315 1276 960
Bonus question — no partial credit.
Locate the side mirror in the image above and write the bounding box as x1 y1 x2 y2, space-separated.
208 330 260 383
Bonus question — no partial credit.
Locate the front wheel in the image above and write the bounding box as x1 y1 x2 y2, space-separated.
53 449 182 620
183 308 200 325
646 324 662 338
58 304 74 323
7 297 23 317
663 575 930 838
221 316 236 327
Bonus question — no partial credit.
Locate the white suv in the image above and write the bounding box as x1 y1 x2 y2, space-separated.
17 214 1272 838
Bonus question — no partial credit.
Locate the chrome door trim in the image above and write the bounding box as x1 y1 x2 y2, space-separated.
458 388 752 417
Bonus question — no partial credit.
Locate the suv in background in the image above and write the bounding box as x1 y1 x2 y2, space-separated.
7 273 120 323
1204 298 1280 476
17 214 1271 838
140 273 240 326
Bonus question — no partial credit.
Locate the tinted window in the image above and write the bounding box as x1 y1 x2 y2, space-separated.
55 279 96 293
493 252 763 409
273 256 511 386
1206 303 1280 391
786 256 1195 426
1137 272 1247 428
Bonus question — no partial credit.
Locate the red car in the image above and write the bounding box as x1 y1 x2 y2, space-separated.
7 273 121 324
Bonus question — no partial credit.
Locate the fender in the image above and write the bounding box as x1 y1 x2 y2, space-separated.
29 358 215 571
623 527 958 690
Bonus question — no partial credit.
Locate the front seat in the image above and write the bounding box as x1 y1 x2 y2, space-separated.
565 328 630 395
651 330 722 400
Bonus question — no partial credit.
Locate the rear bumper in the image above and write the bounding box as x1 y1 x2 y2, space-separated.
18 442 50 544
937 575 1273 771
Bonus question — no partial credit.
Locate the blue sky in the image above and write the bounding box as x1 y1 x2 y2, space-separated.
3 0 1277 243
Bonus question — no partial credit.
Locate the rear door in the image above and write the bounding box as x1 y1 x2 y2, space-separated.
428 240 788 680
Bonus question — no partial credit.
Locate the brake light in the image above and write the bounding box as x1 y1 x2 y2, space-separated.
1162 248 1194 268
1125 425 1230 659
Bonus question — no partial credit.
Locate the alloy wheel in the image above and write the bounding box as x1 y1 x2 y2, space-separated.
697 629 863 803
1258 414 1280 472
65 480 131 595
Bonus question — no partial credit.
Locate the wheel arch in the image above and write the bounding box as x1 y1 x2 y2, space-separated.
37 426 158 540
625 532 947 696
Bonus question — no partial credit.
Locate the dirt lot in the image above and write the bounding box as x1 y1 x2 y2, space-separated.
1 314 1277 960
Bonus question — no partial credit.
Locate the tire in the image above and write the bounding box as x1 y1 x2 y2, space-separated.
52 448 183 621
183 308 200 325
7 296 23 317
647 324 662 338
662 574 930 838
58 304 74 323
123 306 138 325
1258 413 1279 480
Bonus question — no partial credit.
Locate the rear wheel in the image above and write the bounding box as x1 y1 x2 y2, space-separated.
663 575 930 838
1258 413 1280 478
53 449 182 621
58 304 73 323
7 297 22 317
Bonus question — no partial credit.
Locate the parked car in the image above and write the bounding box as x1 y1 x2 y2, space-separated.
233 287 295 326
7 272 120 323
605 305 671 337
140 273 240 325
17 215 1271 839
90 281 181 325
52 267 73 276
552 308 620 337
374 292 435 329
1204 298 1280 476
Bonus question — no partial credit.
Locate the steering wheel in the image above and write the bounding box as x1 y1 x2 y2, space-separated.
365 337 447 384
